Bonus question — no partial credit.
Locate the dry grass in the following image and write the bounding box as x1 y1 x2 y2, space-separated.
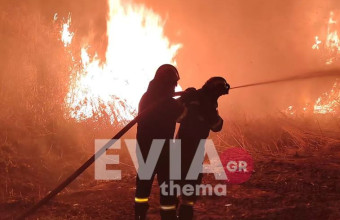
211 114 340 157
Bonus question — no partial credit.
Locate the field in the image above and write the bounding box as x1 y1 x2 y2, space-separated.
1 1 340 219
1 112 339 219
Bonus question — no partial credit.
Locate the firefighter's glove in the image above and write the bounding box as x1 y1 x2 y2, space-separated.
180 87 197 104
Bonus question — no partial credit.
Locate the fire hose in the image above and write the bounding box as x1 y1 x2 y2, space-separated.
16 92 184 220
16 69 340 219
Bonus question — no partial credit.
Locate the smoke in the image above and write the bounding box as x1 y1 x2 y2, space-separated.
134 0 340 117
1 0 340 122
0 0 108 123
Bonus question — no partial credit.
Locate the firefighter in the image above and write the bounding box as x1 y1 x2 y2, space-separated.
135 64 188 220
176 77 230 220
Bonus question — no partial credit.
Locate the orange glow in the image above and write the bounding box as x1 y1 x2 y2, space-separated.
61 0 182 123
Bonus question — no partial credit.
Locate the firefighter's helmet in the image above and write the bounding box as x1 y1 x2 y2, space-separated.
154 64 180 86
202 77 230 96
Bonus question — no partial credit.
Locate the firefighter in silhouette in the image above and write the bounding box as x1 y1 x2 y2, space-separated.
135 64 192 220
176 77 230 220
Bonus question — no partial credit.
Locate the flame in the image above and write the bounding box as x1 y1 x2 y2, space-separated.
313 80 340 114
284 106 296 115
284 80 340 116
53 13 58 22
60 14 74 47
312 11 340 65
312 36 321 50
311 11 340 115
61 0 182 123
285 12 340 116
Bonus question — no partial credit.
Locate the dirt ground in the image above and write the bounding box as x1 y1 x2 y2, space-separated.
1 146 340 220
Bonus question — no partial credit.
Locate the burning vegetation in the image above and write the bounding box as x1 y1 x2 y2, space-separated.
284 11 340 117
59 0 182 124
